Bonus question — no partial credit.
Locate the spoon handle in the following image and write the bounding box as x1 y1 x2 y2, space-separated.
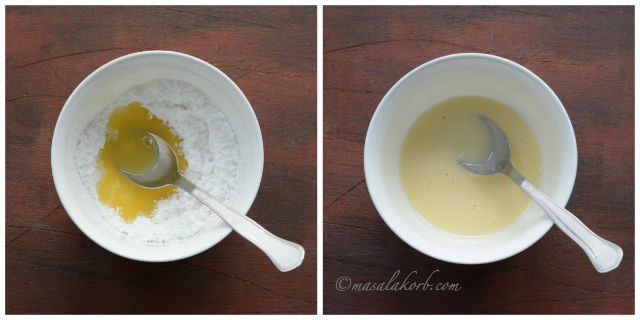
505 165 623 273
175 177 305 272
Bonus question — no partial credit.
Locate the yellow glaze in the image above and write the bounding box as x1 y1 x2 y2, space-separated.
400 96 542 235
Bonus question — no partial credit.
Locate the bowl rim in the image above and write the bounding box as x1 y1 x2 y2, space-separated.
51 50 264 262
364 52 578 264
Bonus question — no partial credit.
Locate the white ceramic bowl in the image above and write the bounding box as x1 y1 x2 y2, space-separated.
51 51 263 262
364 53 577 264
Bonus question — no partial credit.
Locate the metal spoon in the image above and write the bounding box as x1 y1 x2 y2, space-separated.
459 116 622 273
118 131 304 272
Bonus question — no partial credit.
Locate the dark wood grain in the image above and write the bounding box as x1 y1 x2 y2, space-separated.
323 6 633 314
6 5 316 314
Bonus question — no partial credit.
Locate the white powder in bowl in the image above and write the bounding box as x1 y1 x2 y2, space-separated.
74 79 240 244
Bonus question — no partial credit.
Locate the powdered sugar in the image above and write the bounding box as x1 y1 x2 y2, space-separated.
74 79 240 244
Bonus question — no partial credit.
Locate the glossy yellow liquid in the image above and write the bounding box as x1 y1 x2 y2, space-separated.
96 102 188 223
400 96 542 235
111 130 158 174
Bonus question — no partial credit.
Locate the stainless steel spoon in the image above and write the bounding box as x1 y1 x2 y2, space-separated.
459 116 622 273
118 131 304 272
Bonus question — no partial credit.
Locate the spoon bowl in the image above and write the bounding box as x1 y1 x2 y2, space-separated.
458 116 511 176
119 132 181 188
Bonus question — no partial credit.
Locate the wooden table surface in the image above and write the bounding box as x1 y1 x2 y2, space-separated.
323 6 634 314
6 6 316 314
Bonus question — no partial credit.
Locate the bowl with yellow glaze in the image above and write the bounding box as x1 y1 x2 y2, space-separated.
51 51 263 262
364 53 577 264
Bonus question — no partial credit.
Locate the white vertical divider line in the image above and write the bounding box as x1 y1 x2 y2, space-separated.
317 4 324 316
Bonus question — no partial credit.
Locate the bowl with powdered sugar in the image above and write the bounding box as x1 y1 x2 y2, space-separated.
51 51 263 262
